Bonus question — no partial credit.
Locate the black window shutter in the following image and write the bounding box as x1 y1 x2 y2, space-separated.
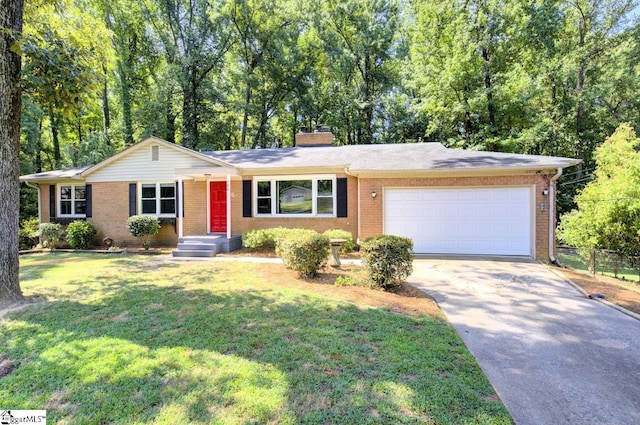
85 184 92 218
337 178 348 217
242 180 252 217
129 183 137 216
49 185 56 219
174 181 185 217
175 181 179 218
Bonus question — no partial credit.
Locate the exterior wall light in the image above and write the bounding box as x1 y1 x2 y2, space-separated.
371 191 377 198
542 188 549 196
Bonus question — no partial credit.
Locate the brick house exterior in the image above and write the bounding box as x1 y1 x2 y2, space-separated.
21 133 579 261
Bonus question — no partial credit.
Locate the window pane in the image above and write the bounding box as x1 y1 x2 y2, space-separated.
142 200 156 214
142 184 156 199
257 181 271 197
160 199 175 214
60 200 72 215
277 180 312 214
318 179 333 196
74 186 86 200
60 186 71 200
74 201 87 215
160 184 175 198
317 197 333 214
257 198 271 214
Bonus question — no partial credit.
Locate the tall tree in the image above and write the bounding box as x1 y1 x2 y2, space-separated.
145 0 233 149
318 0 401 144
0 0 25 302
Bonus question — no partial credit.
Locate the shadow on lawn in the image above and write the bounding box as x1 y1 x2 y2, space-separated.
2 280 511 424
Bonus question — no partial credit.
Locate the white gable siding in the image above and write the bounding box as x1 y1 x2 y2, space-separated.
86 144 219 182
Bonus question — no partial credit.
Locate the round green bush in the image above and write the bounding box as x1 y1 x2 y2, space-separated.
19 217 40 250
360 235 414 289
126 215 160 249
36 222 64 249
277 231 330 278
66 220 97 249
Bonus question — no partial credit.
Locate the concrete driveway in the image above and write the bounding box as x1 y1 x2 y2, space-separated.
409 257 640 425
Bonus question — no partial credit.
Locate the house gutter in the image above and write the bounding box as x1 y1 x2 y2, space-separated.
25 181 42 222
549 167 562 264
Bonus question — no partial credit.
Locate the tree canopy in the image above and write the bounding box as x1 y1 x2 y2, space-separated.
16 0 640 216
558 123 640 257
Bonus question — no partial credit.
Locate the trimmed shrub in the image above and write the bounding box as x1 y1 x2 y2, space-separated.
66 220 97 249
126 215 160 250
19 217 40 250
360 235 414 289
242 227 292 249
36 222 64 249
274 229 317 258
277 231 330 278
322 229 356 253
242 228 270 249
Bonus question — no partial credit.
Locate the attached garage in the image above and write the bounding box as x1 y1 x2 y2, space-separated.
384 187 533 256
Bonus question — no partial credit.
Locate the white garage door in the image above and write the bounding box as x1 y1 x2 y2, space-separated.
384 187 532 256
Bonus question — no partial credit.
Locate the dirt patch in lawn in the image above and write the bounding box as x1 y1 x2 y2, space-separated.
254 263 441 319
554 266 640 315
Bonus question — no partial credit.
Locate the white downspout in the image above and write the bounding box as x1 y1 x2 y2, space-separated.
26 181 42 222
178 176 184 239
549 167 562 264
226 174 231 239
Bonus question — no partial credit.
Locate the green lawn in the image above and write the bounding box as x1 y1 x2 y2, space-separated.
1 254 511 424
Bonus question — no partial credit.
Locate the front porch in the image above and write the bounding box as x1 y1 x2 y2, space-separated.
172 234 243 258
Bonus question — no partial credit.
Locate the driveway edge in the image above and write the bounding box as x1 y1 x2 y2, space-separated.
545 264 640 322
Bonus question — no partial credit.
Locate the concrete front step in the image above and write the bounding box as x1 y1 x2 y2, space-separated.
177 242 221 252
174 235 243 255
172 249 217 258
179 236 224 244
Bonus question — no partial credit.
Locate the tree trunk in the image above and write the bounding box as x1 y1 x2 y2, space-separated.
481 47 496 134
76 113 82 143
165 95 176 144
35 116 42 172
0 0 25 302
48 105 61 168
118 58 134 145
101 63 110 142
181 67 199 149
241 84 251 148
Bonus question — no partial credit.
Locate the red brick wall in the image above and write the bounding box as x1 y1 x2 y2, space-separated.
182 180 207 235
38 172 557 259
359 174 554 261
40 184 51 222
229 175 359 239
88 182 178 247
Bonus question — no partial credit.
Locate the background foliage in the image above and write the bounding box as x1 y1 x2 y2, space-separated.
18 0 640 219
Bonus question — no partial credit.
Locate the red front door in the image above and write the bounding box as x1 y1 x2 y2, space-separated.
209 181 227 233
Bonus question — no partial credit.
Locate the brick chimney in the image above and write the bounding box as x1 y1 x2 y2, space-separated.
295 125 333 147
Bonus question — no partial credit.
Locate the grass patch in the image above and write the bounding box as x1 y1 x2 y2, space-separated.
557 249 640 282
1 253 512 424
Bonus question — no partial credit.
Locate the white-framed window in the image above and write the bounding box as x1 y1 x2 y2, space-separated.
140 183 175 216
59 184 86 216
254 175 336 217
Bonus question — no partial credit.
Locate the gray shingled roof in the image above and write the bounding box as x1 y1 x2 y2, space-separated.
21 143 579 181
20 166 91 181
203 143 580 172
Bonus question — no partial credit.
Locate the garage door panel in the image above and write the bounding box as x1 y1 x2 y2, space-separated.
384 187 532 256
